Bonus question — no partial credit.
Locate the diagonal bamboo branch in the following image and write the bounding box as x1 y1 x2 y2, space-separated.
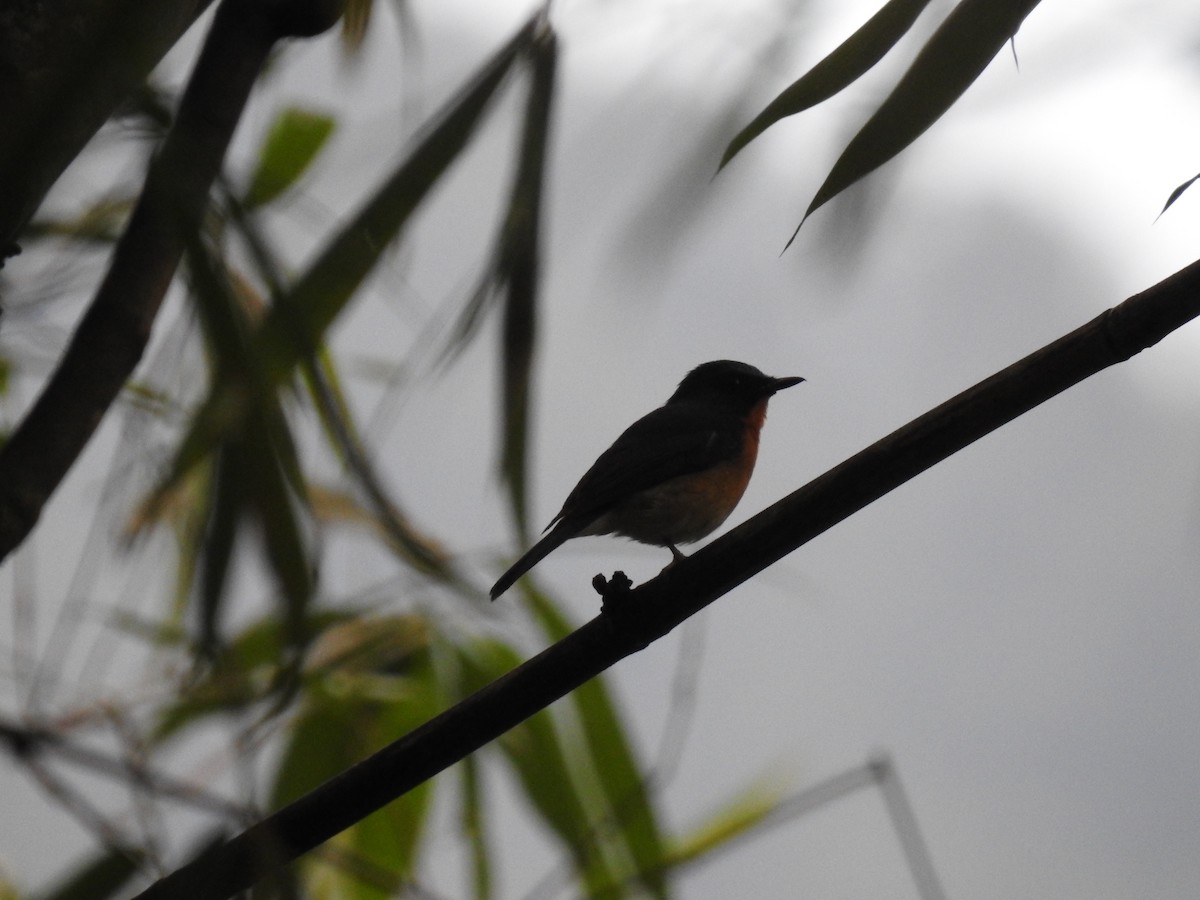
0 0 343 565
133 256 1200 900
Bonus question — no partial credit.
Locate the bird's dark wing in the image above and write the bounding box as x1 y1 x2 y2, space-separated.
552 402 743 526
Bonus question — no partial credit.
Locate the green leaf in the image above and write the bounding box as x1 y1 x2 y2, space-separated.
499 25 557 541
455 637 622 898
273 634 439 895
160 13 539 496
244 107 336 210
665 779 787 870
36 847 143 900
792 0 1044 244
523 586 669 898
720 0 937 170
300 354 472 592
460 755 493 900
181 240 315 650
151 611 350 742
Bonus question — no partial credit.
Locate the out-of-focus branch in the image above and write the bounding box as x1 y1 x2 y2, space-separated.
0 0 343 565
132 257 1200 900
0 716 250 819
0 0 215 252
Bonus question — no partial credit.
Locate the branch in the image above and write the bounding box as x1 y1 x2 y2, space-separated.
134 256 1200 900
0 716 251 820
0 0 215 250
0 0 343 564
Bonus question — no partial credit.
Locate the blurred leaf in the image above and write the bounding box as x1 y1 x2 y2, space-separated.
664 779 788 870
244 107 336 210
198 445 242 653
311 482 461 582
299 352 472 592
791 0 1044 244
500 25 556 541
341 0 373 53
24 196 134 244
455 636 621 898
273 635 439 895
460 755 493 900
161 12 540 501
443 23 557 539
523 586 668 898
1158 172 1200 218
720 0 937 169
305 614 429 675
35 847 143 900
180 239 315 649
251 13 534 378
153 611 350 743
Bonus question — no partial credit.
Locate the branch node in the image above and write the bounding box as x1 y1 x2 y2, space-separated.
594 570 634 618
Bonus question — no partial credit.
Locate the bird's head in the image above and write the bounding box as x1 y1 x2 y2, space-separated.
667 360 804 411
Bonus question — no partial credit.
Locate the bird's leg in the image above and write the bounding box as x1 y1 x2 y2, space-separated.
662 544 687 571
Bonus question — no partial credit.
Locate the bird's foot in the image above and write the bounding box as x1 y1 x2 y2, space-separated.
594 570 635 619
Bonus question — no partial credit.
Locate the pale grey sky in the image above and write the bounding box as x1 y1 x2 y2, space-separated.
3 1 1200 897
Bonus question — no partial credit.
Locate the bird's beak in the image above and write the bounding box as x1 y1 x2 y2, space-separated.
770 375 805 393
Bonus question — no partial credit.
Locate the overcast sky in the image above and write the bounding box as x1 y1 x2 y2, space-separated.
4 1 1200 897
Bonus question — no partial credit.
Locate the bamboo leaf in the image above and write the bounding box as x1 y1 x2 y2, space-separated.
791 0 1044 244
273 629 439 893
340 0 373 54
460 756 493 900
523 585 669 898
300 354 472 591
665 779 787 870
720 0 937 169
183 240 314 648
253 14 536 386
499 24 557 541
456 637 621 897
243 107 336 210
160 13 539 496
1158 171 1200 218
36 848 143 900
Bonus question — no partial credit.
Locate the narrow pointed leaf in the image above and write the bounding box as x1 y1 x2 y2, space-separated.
500 25 557 540
198 447 242 651
460 756 493 900
456 637 621 897
720 0 937 169
1158 172 1200 218
665 780 787 870
254 14 536 385
272 649 440 894
183 241 314 646
243 107 336 210
340 0 373 54
37 848 144 900
523 585 669 898
160 14 538 493
793 0 1044 243
302 356 471 591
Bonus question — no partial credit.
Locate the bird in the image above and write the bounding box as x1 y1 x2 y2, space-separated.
490 360 803 599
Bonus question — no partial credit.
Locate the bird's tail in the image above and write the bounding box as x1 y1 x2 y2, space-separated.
489 524 574 600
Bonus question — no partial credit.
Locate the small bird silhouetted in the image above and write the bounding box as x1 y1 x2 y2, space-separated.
490 360 803 599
